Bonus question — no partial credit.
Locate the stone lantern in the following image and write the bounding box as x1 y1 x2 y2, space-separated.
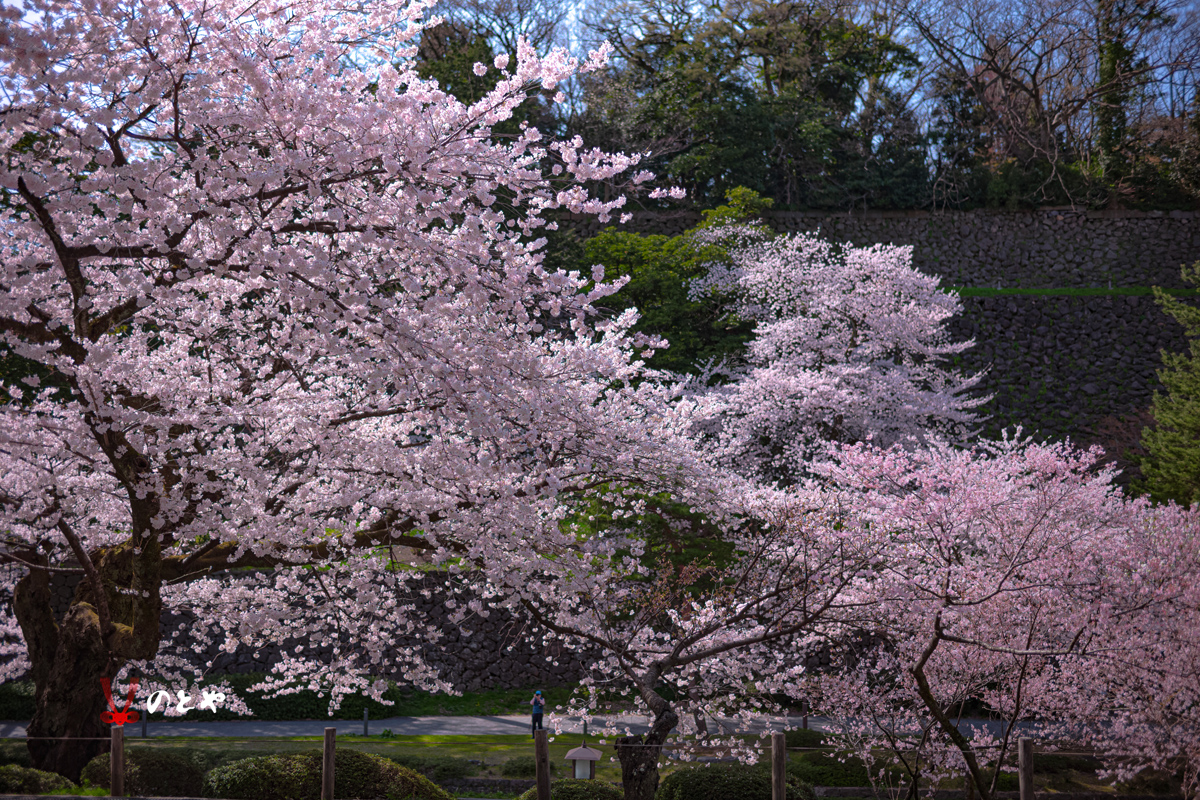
564 744 602 779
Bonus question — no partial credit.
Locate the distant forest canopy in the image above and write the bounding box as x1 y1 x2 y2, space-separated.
420 0 1200 211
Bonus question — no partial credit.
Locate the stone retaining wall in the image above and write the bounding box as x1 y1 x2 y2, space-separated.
567 207 1200 289
949 294 1187 443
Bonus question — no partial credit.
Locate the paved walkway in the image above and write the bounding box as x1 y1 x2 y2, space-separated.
0 713 831 739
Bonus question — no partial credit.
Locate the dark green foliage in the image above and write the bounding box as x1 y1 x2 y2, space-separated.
0 680 34 721
786 753 871 787
516 778 624 800
995 771 1020 790
140 673 518 722
0 763 78 793
0 345 68 407
415 22 498 107
0 740 31 768
83 748 207 797
583 188 772 375
1118 765 1181 795
654 762 815 800
137 672 411 722
1033 753 1103 774
385 753 478 783
503 754 558 778
584 230 753 375
783 728 827 749
203 748 452 800
1094 0 1174 204
780 731 872 788
580 0 926 210
1141 263 1200 504
413 21 555 141
564 486 735 589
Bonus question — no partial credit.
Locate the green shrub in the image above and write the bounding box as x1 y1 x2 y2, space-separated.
0 740 31 768
502 754 557 778
787 754 871 787
655 763 815 800
83 748 206 797
203 753 308 800
0 681 35 721
203 748 452 800
1034 754 1101 774
386 754 477 783
1141 263 1200 504
0 763 78 793
516 778 624 800
783 729 827 749
995 771 1019 791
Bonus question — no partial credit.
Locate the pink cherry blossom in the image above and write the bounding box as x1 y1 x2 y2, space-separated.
684 228 988 484
0 0 692 775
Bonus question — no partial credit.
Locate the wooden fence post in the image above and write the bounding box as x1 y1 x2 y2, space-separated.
772 732 787 800
322 727 336 800
110 725 124 797
1018 737 1034 800
534 729 551 800
363 707 368 737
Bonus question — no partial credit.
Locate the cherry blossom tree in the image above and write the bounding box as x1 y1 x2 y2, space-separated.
684 228 988 484
801 437 1200 800
1037 500 1200 799
0 0 696 778
504 481 888 800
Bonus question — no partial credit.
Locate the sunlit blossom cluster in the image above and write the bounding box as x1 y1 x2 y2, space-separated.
684 227 988 484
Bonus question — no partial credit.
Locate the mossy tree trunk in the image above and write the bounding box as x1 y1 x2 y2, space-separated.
11 531 163 783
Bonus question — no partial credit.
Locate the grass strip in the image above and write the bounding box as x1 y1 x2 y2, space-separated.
951 286 1200 297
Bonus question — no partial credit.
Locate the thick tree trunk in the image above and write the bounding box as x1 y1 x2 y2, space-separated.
12 538 161 783
14 570 116 782
615 706 679 800
25 605 115 782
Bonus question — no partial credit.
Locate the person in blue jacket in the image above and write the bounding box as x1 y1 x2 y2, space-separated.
530 690 545 736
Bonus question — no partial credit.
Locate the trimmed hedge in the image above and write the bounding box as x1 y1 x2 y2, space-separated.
787 757 871 788
83 748 207 797
784 729 827 749
0 676 547 722
516 778 624 800
386 753 477 783
203 748 453 800
782 731 872 787
204 753 311 800
655 762 816 800
0 763 77 794
502 754 558 778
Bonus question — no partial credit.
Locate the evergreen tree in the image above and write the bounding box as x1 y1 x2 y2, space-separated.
1141 263 1200 505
